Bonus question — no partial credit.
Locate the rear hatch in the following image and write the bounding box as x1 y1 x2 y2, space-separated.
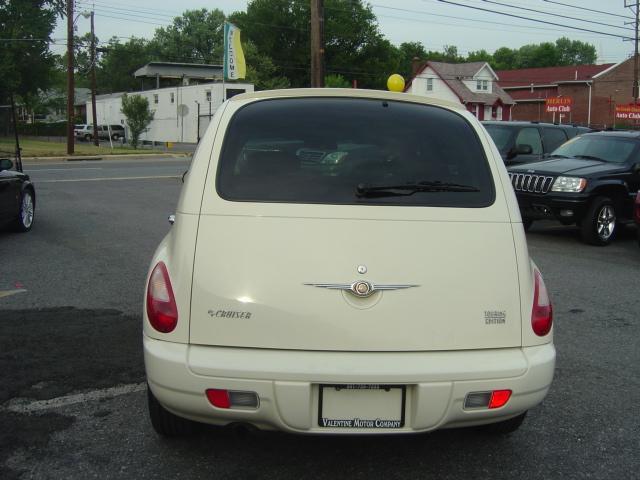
189 215 521 351
189 96 521 352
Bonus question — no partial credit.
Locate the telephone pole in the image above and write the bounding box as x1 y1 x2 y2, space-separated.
89 10 99 146
625 0 640 103
635 0 639 103
66 0 75 154
310 0 324 87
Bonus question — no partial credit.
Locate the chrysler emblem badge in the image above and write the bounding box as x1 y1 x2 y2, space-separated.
304 281 419 298
353 281 372 297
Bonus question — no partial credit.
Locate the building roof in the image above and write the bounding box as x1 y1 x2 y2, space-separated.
409 61 515 105
134 62 223 80
496 64 614 88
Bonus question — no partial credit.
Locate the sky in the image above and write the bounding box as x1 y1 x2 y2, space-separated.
52 0 637 66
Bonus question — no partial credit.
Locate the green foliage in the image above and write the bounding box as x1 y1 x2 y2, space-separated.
324 74 350 88
150 9 226 63
18 121 67 137
396 42 429 80
242 41 290 90
231 0 397 89
0 0 58 103
96 37 154 94
120 94 154 148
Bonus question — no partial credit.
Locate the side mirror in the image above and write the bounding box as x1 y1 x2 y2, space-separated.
515 144 533 155
632 162 640 174
0 158 14 171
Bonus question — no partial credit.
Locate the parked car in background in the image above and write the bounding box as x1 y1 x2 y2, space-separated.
144 88 555 438
0 157 35 232
483 121 592 166
507 131 640 245
74 124 126 142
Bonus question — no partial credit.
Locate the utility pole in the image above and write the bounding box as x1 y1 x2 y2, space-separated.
310 0 324 87
66 0 75 155
89 10 99 146
635 0 639 103
625 0 640 103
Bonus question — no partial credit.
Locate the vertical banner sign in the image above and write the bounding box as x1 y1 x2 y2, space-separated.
545 97 572 113
224 22 246 80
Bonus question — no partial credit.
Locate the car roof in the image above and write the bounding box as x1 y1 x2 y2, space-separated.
228 88 465 111
580 130 640 139
481 121 577 129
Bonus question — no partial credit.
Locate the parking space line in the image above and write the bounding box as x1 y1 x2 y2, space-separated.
38 175 180 183
34 168 103 172
2 382 146 413
0 289 27 299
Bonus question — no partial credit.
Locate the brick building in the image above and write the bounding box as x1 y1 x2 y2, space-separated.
496 56 640 128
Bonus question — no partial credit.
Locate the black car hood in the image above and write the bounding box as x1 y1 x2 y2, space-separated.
507 157 626 176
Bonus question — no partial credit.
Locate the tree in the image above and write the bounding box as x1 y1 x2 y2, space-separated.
150 9 226 63
230 0 397 89
97 37 154 93
396 42 428 80
121 94 154 148
324 74 350 88
0 0 62 104
555 37 597 65
242 41 290 90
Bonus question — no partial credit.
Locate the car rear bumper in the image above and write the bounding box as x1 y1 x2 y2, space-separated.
144 335 555 434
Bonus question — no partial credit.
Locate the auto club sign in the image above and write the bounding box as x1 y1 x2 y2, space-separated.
615 104 640 120
545 97 573 113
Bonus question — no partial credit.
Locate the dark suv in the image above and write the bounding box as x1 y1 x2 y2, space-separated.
483 121 591 166
507 131 640 245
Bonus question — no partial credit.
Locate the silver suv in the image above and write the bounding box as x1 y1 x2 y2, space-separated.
74 124 126 141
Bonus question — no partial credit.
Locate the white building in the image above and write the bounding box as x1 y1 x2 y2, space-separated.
406 61 514 121
87 82 254 143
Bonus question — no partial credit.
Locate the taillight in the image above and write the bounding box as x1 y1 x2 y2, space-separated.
532 270 552 336
146 262 178 333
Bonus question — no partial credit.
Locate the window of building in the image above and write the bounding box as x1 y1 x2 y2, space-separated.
153 94 158 104
206 90 212 102
426 78 433 92
477 80 488 91
170 92 175 104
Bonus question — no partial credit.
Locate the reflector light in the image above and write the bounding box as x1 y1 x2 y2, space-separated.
488 389 512 409
532 270 553 336
229 391 260 408
146 262 178 333
206 389 231 409
464 392 492 409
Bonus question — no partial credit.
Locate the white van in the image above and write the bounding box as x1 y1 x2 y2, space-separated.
144 88 555 436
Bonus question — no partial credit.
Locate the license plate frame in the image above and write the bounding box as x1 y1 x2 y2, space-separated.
317 384 406 429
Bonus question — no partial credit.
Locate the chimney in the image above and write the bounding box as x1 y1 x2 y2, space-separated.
411 57 422 76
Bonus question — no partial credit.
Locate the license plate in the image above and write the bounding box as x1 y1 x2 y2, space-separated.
318 384 406 429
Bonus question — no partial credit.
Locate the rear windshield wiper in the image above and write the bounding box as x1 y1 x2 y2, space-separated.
547 154 569 158
573 155 606 161
356 181 480 197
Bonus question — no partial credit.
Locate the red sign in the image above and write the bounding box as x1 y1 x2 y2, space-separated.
615 104 640 120
545 97 573 113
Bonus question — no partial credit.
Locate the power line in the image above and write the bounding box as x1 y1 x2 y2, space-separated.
435 0 634 39
480 0 633 31
541 0 635 20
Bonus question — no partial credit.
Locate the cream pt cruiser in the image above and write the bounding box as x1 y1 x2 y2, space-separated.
144 89 555 436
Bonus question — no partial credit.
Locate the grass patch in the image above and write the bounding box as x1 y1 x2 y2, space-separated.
0 137 158 157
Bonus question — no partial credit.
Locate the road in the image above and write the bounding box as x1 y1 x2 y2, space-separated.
1 158 639 479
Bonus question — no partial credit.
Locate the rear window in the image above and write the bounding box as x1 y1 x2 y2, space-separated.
217 98 495 207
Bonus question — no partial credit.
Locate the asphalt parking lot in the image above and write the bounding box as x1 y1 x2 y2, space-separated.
1 158 639 479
